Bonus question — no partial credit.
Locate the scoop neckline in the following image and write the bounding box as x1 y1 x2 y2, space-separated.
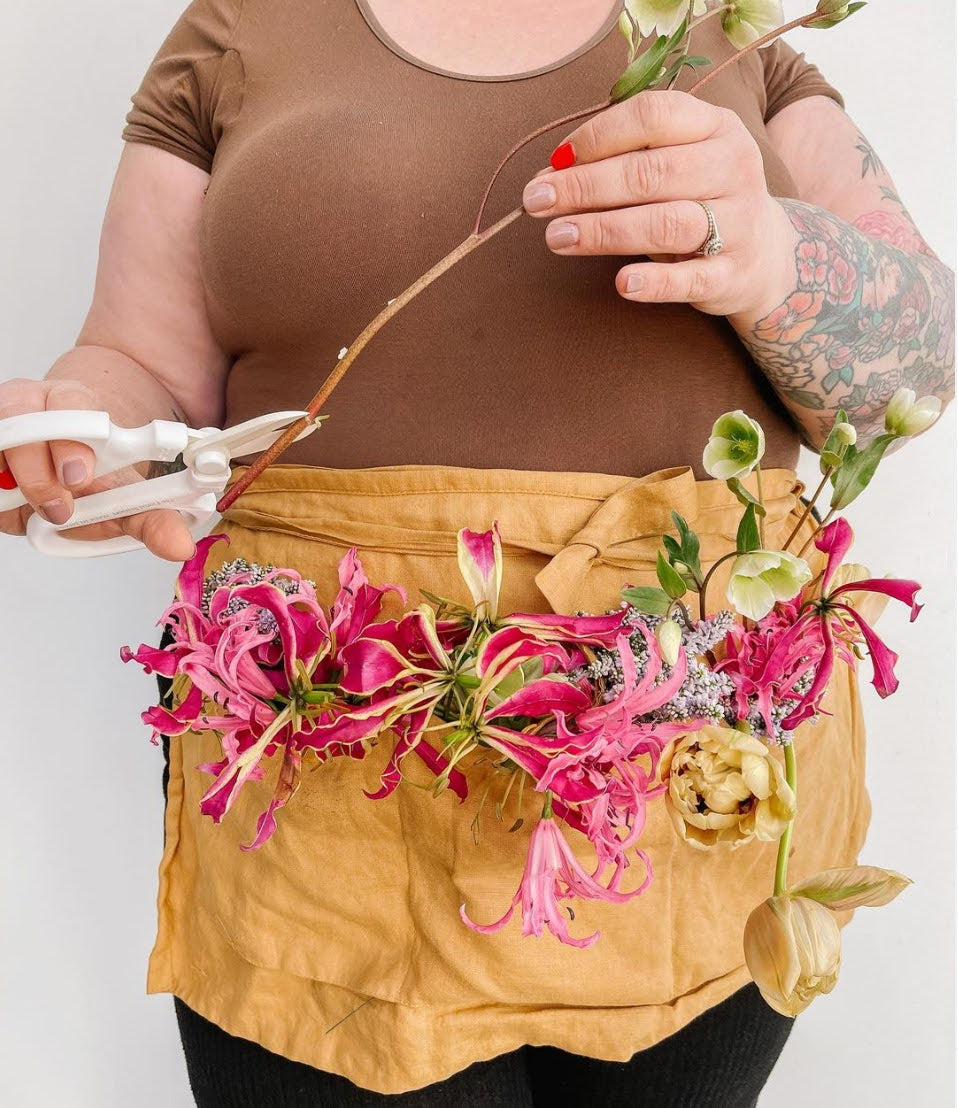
354 0 623 83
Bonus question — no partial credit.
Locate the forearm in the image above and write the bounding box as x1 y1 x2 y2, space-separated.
726 198 955 450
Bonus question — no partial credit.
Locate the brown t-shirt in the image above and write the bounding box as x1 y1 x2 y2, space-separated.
121 0 844 477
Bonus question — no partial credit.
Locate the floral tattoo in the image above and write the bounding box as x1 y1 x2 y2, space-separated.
738 199 954 445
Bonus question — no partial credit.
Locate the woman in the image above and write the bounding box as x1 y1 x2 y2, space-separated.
1 1 953 1104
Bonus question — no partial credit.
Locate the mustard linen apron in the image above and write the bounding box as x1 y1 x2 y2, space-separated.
148 462 872 1095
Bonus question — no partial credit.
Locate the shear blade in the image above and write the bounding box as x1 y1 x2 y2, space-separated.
191 411 320 460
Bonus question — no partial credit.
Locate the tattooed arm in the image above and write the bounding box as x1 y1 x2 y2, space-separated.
726 94 955 451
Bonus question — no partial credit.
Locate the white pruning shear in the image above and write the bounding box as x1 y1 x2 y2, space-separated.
0 410 320 557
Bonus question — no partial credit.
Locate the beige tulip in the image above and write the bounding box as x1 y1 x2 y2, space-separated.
662 726 796 849
744 895 842 1017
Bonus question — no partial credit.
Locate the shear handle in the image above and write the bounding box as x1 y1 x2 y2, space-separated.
0 411 188 512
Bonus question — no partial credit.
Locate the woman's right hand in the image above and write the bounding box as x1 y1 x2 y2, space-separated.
0 376 198 561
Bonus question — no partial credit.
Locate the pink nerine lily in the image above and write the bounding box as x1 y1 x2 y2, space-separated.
460 812 652 947
478 626 699 869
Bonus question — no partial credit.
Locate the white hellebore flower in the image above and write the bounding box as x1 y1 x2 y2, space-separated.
702 409 766 480
884 387 942 438
727 550 813 621
722 0 784 49
626 0 706 39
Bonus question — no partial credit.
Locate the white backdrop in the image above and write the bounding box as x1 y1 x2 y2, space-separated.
0 2 954 1105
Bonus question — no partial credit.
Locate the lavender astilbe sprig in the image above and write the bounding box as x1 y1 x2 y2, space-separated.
201 557 318 641
570 607 738 715
202 557 316 616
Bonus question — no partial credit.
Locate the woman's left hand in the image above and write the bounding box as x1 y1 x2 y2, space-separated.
521 89 796 320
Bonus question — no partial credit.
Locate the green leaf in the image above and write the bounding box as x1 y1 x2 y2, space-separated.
620 585 672 616
662 534 683 562
654 54 710 89
670 511 703 579
610 16 689 101
736 503 761 553
610 35 671 101
656 551 687 599
726 477 767 516
829 432 897 509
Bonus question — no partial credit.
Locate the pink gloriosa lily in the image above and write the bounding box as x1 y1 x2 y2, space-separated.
717 518 921 733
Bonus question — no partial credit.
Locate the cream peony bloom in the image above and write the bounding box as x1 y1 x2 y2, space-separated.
744 895 842 1016
627 0 707 39
662 726 796 849
722 0 784 49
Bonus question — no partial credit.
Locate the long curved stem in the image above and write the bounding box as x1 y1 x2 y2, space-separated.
216 205 522 512
473 98 611 235
697 550 740 619
687 12 826 95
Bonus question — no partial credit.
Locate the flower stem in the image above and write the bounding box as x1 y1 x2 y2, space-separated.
797 507 837 559
782 468 833 552
688 12 831 95
697 550 740 620
473 98 612 236
774 739 798 896
687 4 732 33
755 463 766 547
216 205 523 512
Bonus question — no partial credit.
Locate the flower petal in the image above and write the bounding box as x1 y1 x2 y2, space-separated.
815 517 855 592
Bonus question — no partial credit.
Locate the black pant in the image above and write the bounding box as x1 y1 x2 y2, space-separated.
173 983 794 1107
155 631 794 1107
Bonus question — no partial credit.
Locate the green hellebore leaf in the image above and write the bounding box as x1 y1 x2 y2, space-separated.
736 503 761 554
610 15 688 101
829 432 897 509
663 534 683 563
654 54 711 89
620 585 672 616
726 476 767 516
808 1 866 28
657 550 687 599
610 37 670 101
670 511 703 580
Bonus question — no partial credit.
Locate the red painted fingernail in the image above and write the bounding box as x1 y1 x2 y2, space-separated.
550 142 576 170
0 468 16 490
